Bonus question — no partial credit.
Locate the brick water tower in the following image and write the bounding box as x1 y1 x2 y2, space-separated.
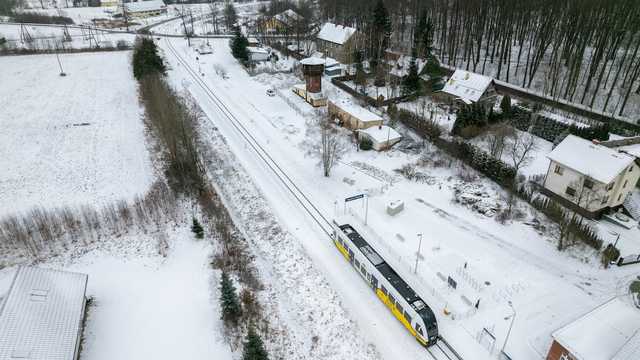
301 57 325 93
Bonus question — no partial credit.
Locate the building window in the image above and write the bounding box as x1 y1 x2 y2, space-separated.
584 179 594 189
601 195 609 205
630 166 634 172
607 182 615 191
560 354 570 360
623 180 628 188
565 187 576 197
554 165 564 175
618 193 623 201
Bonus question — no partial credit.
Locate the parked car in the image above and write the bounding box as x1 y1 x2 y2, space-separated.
266 89 276 97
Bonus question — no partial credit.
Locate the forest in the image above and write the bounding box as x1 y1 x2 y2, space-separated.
315 0 640 119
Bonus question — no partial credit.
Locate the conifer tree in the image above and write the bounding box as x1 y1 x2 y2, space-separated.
242 327 269 360
500 95 512 116
401 48 421 96
191 217 204 239
370 0 391 61
219 272 242 323
230 26 249 62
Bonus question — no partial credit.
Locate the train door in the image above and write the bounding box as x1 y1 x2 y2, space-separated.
348 249 354 265
370 275 378 291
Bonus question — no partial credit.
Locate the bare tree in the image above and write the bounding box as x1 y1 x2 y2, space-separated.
506 131 537 214
319 121 348 177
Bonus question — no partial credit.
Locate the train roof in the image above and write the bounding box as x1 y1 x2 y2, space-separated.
339 224 421 304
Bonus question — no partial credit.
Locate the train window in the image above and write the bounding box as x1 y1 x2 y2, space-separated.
396 303 404 315
389 294 396 306
405 313 412 325
381 285 388 295
371 276 378 289
355 259 360 268
416 324 424 336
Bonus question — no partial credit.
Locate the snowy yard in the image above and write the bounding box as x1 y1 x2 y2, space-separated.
0 228 233 360
160 36 640 360
0 51 153 216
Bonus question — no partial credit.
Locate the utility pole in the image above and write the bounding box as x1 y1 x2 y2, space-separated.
500 301 516 356
56 52 66 76
414 233 423 274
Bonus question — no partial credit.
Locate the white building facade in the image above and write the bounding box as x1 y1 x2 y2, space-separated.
543 135 640 218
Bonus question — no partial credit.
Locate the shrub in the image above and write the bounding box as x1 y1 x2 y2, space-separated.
220 272 242 324
452 103 488 137
500 95 512 115
191 217 204 239
359 137 373 150
601 244 620 268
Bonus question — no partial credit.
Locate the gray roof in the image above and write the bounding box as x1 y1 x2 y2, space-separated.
0 266 88 360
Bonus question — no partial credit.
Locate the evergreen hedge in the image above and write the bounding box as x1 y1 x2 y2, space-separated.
132 38 166 80
509 106 610 143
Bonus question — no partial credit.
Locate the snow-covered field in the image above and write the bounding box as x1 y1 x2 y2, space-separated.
159 36 640 360
0 51 153 216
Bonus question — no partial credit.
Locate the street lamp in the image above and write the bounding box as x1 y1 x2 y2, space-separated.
609 230 620 248
414 233 423 274
500 301 516 356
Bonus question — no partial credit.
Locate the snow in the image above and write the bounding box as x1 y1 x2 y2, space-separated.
0 227 234 360
300 57 325 66
442 69 494 103
0 267 87 360
331 99 383 123
124 0 166 14
618 143 640 159
317 23 356 45
158 36 640 360
0 52 153 217
547 135 635 184
552 297 640 360
358 126 401 144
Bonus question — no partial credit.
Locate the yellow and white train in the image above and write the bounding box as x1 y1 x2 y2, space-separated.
333 222 439 347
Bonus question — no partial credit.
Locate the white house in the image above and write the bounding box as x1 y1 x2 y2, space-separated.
357 125 402 151
438 69 497 108
543 135 640 218
316 23 361 64
123 0 167 18
0 267 88 360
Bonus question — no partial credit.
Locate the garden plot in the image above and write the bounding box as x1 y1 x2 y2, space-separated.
0 51 153 216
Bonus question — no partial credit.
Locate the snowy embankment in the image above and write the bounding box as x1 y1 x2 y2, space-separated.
0 51 153 217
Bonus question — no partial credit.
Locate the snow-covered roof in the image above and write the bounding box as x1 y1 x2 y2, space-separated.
300 57 325 66
247 46 268 54
324 57 340 68
358 125 401 144
317 23 357 45
618 143 640 159
274 9 303 26
547 135 636 184
331 100 382 123
0 266 88 360
613 330 640 360
441 69 493 103
124 0 166 13
552 298 640 360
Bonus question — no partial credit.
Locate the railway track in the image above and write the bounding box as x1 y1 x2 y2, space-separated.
164 37 463 360
164 38 334 237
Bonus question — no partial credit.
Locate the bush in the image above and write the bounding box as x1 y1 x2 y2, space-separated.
452 103 488 137
191 217 204 239
359 137 373 150
132 37 166 80
500 95 512 115
601 244 620 268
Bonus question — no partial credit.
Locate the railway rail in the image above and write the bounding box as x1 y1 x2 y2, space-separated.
163 37 463 360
